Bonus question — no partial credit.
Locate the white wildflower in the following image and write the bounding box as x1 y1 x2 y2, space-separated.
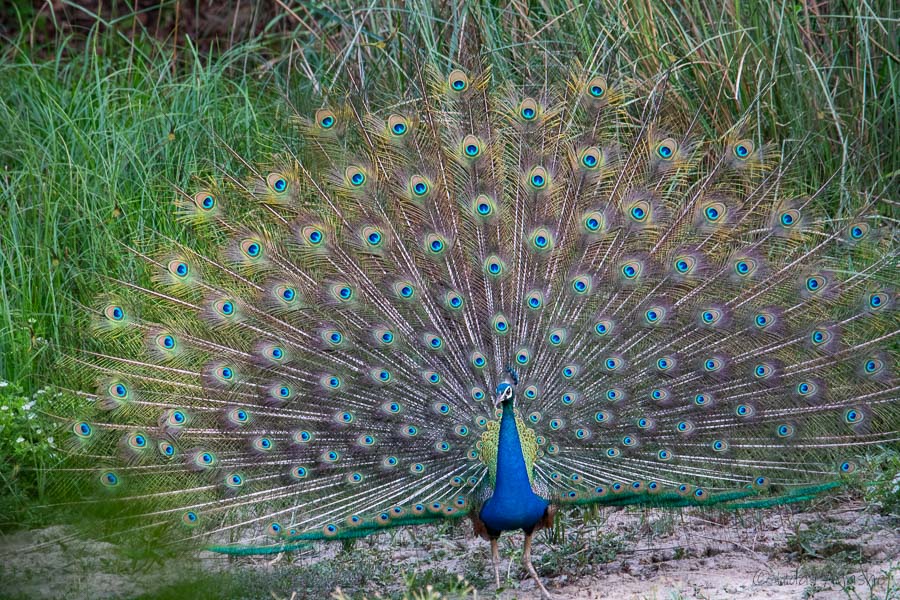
47 437 55 446
27 318 36 324
0 380 8 387
35 428 42 434
28 413 36 420
1 406 8 411
16 436 24 443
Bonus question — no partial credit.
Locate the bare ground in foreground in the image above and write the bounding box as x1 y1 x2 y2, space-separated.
1 501 898 599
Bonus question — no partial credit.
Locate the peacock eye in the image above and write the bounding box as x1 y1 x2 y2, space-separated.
586 76 607 98
448 69 469 92
655 138 677 160
267 173 288 193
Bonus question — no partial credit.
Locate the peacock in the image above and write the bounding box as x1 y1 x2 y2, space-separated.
51 62 898 598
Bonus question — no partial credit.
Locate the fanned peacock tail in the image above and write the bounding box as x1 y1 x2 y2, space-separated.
50 61 897 556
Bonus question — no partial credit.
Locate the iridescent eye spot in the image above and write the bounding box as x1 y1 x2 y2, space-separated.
521 106 535 120
194 192 215 211
694 394 710 406
304 227 324 246
735 261 751 275
864 358 883 375
736 404 753 417
101 471 119 487
344 167 367 188
449 70 468 91
777 424 795 438
472 388 485 401
705 206 720 221
674 257 694 274
74 421 92 438
733 139 753 159
658 449 671 460
656 138 677 159
105 305 125 321
465 143 479 157
594 320 612 336
315 109 336 130
586 76 607 98
572 276 590 294
604 357 622 371
712 440 727 452
844 408 864 425
868 292 888 310
270 176 288 193
620 260 642 280
392 122 406 135
161 335 175 349
524 386 538 399
109 382 128 398
529 167 548 188
805 274 826 293
526 291 543 309
779 210 798 227
169 260 189 278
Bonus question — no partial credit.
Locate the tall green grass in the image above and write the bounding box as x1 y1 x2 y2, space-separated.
0 0 896 388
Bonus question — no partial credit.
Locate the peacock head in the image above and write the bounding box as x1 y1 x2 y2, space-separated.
494 381 515 410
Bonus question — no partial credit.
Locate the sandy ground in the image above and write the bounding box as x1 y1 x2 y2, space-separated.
1 502 898 599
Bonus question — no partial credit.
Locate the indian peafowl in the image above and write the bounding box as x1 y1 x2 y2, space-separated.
53 63 898 598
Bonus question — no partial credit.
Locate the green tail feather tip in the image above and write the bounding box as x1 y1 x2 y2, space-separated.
560 481 845 509
208 509 470 554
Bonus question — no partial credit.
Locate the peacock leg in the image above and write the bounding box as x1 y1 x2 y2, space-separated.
523 532 552 599
490 537 501 588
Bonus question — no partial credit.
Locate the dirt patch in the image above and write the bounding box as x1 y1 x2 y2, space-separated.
1 504 898 599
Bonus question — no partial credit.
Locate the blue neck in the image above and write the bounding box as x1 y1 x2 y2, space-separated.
494 402 533 494
478 401 549 534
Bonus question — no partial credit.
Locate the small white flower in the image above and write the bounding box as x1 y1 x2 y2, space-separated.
1 406 8 411
27 413 36 420
23 401 35 410
47 437 55 445
27 318 36 324
35 428 42 434
0 380 8 387
16 436 25 443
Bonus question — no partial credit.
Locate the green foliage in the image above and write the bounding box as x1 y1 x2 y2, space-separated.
864 448 900 516
0 380 56 528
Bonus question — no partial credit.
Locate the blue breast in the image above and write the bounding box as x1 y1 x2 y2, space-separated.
478 403 549 534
